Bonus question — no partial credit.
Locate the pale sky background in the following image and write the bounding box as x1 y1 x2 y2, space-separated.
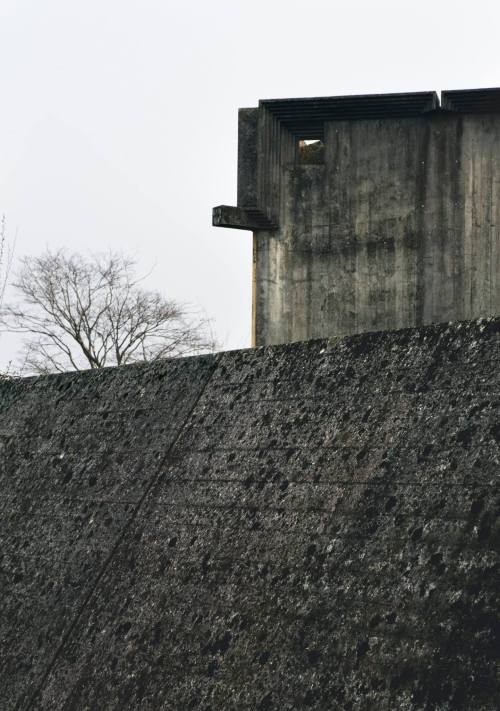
1 0 500 369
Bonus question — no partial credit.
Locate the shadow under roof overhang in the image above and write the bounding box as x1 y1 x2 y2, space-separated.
441 87 500 113
260 91 440 140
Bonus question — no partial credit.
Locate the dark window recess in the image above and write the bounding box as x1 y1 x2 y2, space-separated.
298 139 324 165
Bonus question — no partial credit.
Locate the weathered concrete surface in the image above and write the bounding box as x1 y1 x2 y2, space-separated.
0 357 217 709
255 112 500 346
214 89 500 347
2 318 500 710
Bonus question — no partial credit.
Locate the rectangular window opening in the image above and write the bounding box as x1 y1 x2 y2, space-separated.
298 139 325 165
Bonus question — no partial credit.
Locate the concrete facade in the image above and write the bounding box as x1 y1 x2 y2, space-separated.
213 88 500 346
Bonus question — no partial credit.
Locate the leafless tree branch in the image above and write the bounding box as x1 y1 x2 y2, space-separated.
0 215 17 379
0 248 218 374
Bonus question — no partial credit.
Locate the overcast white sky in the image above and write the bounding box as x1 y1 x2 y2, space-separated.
1 0 500 368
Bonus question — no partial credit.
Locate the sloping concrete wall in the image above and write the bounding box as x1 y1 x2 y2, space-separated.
2 319 500 710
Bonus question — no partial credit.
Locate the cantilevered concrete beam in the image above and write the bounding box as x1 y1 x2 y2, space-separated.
212 205 277 231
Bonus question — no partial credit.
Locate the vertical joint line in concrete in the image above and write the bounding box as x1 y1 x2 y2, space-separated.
21 357 220 711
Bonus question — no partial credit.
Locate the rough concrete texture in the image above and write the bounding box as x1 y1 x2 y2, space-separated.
214 90 500 347
2 318 500 710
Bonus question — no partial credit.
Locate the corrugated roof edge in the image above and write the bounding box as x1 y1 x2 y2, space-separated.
441 87 500 113
255 89 500 138
258 91 439 139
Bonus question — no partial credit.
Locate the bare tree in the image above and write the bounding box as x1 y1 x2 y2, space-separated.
0 215 15 312
0 215 16 377
1 249 217 374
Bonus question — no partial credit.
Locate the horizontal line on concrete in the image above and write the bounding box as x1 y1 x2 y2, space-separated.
3 373 500 403
159 478 484 486
134 518 474 533
134 502 485 515
2 514 479 551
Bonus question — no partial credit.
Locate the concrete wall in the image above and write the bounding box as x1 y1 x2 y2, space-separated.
255 112 500 345
2 318 500 709
214 90 500 346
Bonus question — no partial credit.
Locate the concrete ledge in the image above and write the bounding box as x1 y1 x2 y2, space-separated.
212 205 278 231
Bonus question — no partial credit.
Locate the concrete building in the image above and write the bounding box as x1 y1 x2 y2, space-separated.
4 89 500 709
213 88 500 346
